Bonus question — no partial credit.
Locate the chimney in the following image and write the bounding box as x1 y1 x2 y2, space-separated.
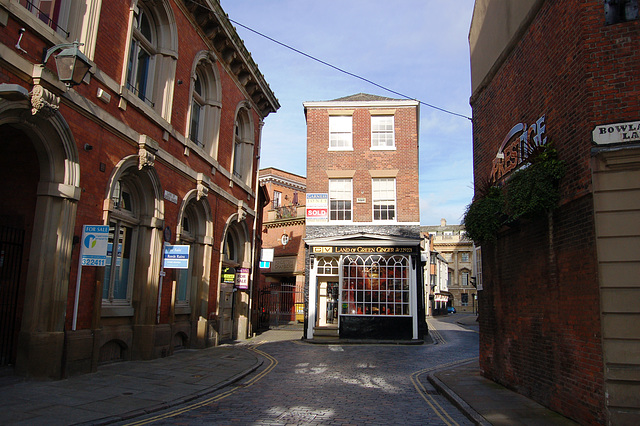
440 218 447 227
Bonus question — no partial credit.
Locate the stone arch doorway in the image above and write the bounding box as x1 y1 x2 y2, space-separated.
218 217 250 341
174 189 213 349
0 94 80 378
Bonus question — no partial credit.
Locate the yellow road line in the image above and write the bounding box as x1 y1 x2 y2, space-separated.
410 357 478 426
124 344 278 425
426 318 447 344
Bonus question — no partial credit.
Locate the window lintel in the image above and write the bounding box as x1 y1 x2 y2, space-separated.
369 169 398 178
326 170 356 178
370 109 396 116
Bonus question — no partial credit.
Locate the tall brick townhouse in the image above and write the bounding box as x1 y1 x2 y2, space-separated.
303 94 425 341
469 1 639 424
0 0 278 379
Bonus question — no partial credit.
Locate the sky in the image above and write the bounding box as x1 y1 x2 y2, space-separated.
220 0 476 225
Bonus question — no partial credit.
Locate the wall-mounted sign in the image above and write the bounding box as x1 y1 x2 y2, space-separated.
271 256 297 273
222 267 236 284
306 193 329 222
261 248 274 262
163 244 189 269
236 267 250 289
491 115 547 183
435 294 449 302
164 190 178 204
259 261 270 269
593 120 640 145
311 246 417 254
80 225 109 266
356 198 366 203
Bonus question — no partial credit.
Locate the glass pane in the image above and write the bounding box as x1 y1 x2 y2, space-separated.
138 9 152 42
135 48 150 100
194 75 202 96
113 225 132 299
176 269 189 302
104 223 132 300
190 100 202 145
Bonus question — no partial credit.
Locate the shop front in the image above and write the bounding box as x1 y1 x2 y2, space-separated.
306 235 421 340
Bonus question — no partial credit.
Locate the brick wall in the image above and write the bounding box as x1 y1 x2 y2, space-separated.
468 1 640 423
306 105 420 223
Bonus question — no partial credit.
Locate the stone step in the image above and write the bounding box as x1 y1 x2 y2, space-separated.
313 327 339 338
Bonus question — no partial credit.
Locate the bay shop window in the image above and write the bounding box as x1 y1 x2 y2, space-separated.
341 255 410 316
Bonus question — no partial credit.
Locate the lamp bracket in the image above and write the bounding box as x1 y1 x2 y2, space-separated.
42 41 84 65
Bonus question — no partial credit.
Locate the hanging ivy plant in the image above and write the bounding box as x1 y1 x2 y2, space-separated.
463 184 504 244
463 144 565 245
504 148 565 221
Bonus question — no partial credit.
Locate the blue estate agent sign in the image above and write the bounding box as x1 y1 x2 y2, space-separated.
163 244 190 269
80 225 109 266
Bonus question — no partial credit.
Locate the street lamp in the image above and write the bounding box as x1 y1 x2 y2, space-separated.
42 41 91 87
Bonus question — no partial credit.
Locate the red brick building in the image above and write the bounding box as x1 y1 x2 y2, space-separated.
469 1 639 423
257 168 306 328
303 93 425 341
0 0 278 378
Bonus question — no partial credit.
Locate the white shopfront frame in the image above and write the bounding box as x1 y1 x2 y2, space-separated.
306 233 420 340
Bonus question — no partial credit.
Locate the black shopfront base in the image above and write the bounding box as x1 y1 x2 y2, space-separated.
339 316 413 340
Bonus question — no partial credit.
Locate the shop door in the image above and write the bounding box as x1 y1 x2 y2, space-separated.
219 283 234 340
317 280 338 327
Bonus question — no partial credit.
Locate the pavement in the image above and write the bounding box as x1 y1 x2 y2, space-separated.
0 321 576 426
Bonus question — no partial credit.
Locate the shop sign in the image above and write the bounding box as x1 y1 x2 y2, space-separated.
222 267 236 284
312 246 417 254
271 256 297 273
306 193 328 222
593 120 640 145
235 267 250 289
163 244 189 269
491 115 547 183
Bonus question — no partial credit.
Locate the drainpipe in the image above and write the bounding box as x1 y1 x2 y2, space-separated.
247 119 264 339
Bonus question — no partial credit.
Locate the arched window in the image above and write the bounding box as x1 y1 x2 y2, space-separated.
189 72 204 146
188 58 221 157
317 257 339 276
124 0 177 120
126 3 156 105
224 229 238 264
232 108 254 185
102 162 162 317
176 206 196 308
103 178 140 312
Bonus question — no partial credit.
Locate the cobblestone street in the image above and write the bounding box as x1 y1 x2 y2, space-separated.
123 315 478 425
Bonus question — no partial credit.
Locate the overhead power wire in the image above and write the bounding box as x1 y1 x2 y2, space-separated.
190 0 472 121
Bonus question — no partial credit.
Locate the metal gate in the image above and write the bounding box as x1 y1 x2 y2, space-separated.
0 226 25 366
259 286 304 329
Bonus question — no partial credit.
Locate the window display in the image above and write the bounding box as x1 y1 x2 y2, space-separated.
341 255 410 316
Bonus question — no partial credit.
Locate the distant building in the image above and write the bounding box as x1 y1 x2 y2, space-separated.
303 93 425 341
422 233 449 316
469 1 639 423
422 220 476 314
257 168 306 328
